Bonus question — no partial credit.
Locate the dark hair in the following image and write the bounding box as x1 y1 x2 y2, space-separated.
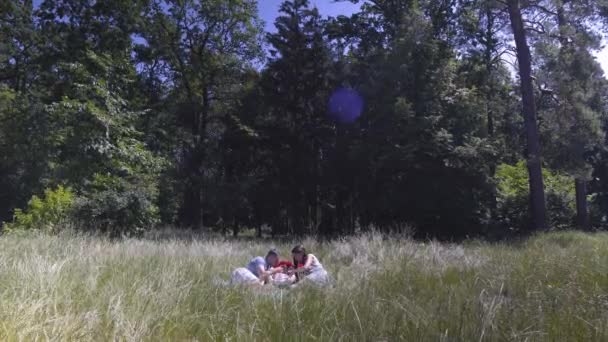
265 248 279 270
291 244 307 281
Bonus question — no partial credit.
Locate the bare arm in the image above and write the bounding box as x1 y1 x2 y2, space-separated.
256 265 284 284
291 255 314 274
268 266 284 275
257 265 271 283
302 255 314 269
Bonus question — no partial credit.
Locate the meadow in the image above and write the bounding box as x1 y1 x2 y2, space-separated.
0 230 608 341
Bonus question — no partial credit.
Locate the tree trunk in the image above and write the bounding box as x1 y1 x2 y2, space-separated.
555 2 589 231
314 145 322 233
484 4 495 138
232 221 239 237
575 178 590 230
507 0 547 231
483 4 498 225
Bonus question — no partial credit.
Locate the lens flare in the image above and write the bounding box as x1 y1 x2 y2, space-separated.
328 88 363 124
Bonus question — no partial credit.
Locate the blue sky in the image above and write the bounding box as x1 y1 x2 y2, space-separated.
259 1 361 32
30 0 362 25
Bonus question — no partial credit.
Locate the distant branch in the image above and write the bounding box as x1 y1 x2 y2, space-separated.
500 55 518 70
533 76 560 105
524 25 546 35
523 19 547 35
495 48 516 61
529 3 558 16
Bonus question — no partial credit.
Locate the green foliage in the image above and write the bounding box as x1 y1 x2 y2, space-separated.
3 0 608 237
74 173 160 235
3 186 74 232
0 85 51 223
496 161 575 229
135 0 264 228
534 8 605 178
248 0 338 235
42 52 164 234
327 2 500 237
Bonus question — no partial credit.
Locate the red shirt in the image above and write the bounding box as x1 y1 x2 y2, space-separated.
276 260 293 268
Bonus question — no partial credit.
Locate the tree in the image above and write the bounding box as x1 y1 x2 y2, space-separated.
532 0 606 230
0 0 38 92
137 0 263 228
458 0 507 138
457 0 525 231
45 52 164 233
4 0 608 236
1 0 164 233
325 0 498 238
256 0 337 235
507 0 547 230
0 1 43 222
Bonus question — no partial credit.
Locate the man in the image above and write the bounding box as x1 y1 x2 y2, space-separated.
231 249 291 286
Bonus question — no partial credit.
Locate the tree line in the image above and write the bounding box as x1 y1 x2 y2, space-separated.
2 0 608 238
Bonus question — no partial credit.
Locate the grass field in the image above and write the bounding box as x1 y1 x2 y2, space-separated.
1 230 608 341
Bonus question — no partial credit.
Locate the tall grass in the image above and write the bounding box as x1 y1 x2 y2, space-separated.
0 230 607 341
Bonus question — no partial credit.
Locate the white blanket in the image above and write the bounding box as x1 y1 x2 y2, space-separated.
231 267 260 285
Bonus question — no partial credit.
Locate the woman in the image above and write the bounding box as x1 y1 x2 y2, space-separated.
231 249 286 286
289 245 329 286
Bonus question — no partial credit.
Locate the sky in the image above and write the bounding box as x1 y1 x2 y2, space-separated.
594 49 608 75
259 0 361 33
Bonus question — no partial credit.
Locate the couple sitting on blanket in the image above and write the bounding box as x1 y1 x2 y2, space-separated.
231 245 329 287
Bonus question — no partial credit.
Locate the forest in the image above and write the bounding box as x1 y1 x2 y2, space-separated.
3 0 608 239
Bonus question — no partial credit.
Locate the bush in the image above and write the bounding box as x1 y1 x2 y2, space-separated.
496 161 575 230
3 186 74 232
73 173 159 236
